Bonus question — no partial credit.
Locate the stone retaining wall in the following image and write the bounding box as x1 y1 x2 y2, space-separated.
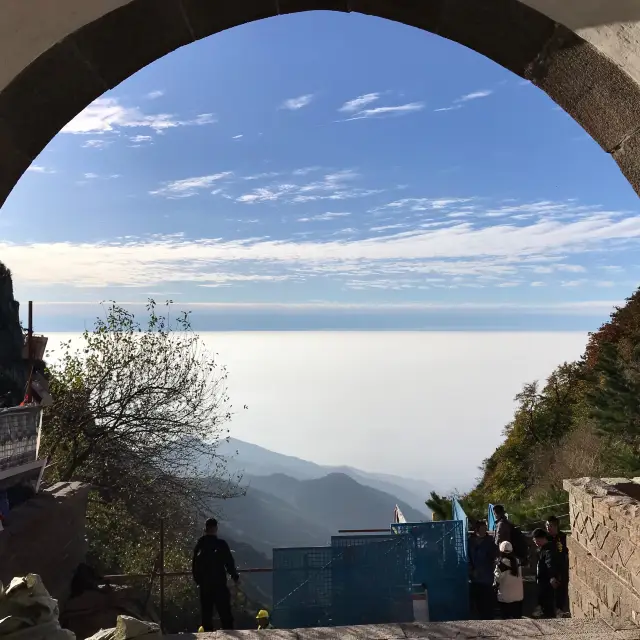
564 477 640 624
0 481 90 605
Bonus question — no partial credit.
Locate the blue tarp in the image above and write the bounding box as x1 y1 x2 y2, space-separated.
452 498 468 558
488 503 496 532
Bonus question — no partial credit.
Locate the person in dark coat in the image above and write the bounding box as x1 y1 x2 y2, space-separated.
533 528 560 618
546 515 569 613
493 505 511 548
192 517 240 631
469 520 498 619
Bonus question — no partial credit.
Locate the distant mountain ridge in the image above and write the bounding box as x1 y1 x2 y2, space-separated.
217 437 434 514
199 440 432 607
211 471 427 559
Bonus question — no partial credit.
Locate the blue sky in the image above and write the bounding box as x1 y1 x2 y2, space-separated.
1 11 638 331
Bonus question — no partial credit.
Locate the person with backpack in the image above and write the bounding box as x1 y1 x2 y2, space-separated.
493 505 511 547
492 505 528 566
469 520 498 619
494 541 524 619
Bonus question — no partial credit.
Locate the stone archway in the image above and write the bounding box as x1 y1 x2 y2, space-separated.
0 0 639 205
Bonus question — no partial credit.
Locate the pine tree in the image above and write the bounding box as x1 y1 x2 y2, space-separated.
425 491 452 521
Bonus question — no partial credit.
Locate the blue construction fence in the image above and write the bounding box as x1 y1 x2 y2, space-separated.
272 502 470 629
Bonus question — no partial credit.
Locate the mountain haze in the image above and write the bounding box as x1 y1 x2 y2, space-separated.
211 471 427 559
218 438 434 513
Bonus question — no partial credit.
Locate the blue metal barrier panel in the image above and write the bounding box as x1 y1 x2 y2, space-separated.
330 535 413 627
272 546 332 629
392 521 469 621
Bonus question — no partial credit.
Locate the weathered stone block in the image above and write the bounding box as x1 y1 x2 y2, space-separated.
603 528 623 558
619 540 637 566
595 522 611 549
626 550 640 577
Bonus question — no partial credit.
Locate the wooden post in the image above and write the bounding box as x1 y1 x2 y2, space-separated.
159 518 165 632
26 301 33 403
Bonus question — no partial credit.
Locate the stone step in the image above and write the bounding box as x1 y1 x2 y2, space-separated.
163 618 640 640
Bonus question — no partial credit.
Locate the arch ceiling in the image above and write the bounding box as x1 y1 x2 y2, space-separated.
0 0 639 205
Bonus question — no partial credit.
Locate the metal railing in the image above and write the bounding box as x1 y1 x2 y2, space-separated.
100 518 273 632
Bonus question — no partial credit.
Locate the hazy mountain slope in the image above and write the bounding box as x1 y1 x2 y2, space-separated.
245 472 426 531
281 472 426 530
325 466 434 515
212 483 334 557
218 438 432 513
220 438 322 479
211 471 426 568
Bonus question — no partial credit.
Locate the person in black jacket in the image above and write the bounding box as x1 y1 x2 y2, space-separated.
192 518 240 631
533 528 560 618
546 516 569 613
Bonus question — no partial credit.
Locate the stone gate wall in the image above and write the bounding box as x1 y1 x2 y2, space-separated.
564 477 640 623
0 481 90 605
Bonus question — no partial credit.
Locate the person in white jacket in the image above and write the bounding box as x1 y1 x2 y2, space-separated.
494 540 524 619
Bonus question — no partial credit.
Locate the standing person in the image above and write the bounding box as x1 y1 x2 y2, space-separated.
494 541 524 619
546 516 569 614
192 517 240 631
533 528 560 619
469 520 498 620
493 505 511 548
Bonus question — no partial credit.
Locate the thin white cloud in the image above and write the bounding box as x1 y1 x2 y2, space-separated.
372 198 472 213
434 105 462 113
236 170 381 205
62 97 216 135
150 172 233 198
292 167 322 176
343 103 424 121
298 212 352 222
370 223 410 232
434 90 494 114
130 134 153 144
280 94 314 110
5 202 640 289
191 114 216 125
455 90 493 103
84 173 98 179
147 90 165 100
242 172 282 181
339 93 380 113
82 139 112 149
26 165 55 174
233 134 243 139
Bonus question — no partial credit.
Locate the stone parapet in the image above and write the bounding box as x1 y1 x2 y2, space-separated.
564 477 640 624
163 618 640 639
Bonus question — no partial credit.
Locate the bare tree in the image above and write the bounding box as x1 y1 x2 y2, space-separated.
42 300 243 519
532 420 606 495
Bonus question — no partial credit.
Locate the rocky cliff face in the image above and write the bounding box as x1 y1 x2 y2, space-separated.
0 262 25 406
